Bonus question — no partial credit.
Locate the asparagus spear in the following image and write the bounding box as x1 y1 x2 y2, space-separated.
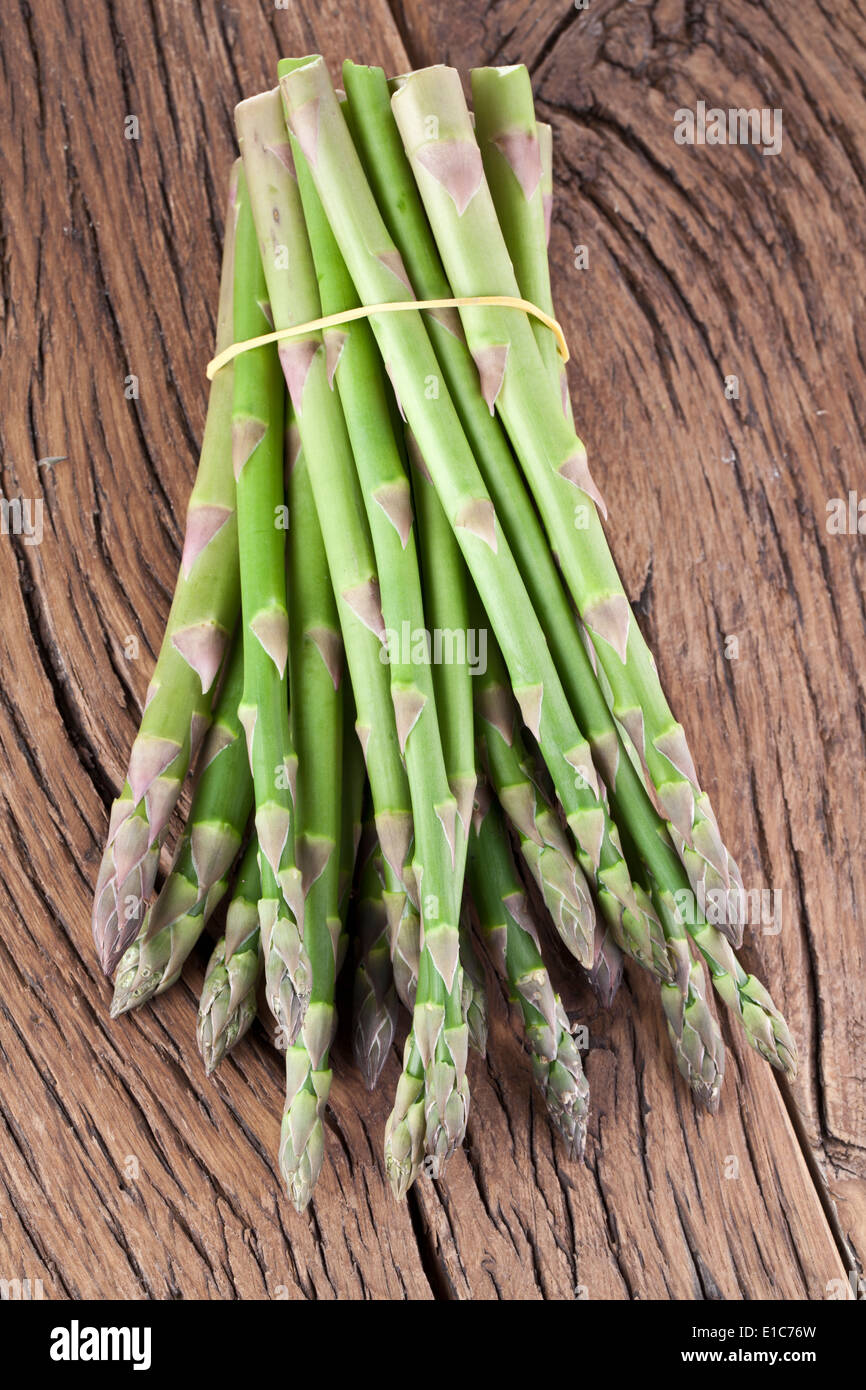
479 108 623 1006
469 789 589 1160
336 685 367 975
389 876 421 1013
384 1035 427 1198
111 632 252 1016
471 69 571 423
391 64 745 943
405 427 477 853
586 919 624 1009
232 170 305 1042
278 426 343 1210
537 122 553 249
93 162 243 975
408 428 485 1057
284 108 469 1178
474 634 629 1006
197 837 262 1072
352 837 398 1089
339 61 794 1081
279 56 660 1027
235 90 419 1020
474 625 601 971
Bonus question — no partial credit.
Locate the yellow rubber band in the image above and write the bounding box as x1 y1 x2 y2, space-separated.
205 294 569 381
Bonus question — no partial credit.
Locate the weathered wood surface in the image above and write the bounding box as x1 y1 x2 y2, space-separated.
0 0 860 1299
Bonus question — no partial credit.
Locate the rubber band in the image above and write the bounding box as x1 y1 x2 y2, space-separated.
205 294 569 381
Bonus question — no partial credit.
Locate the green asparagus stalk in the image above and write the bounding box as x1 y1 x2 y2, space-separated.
94 162 243 975
280 56 661 1021
384 1035 427 1197
391 64 745 943
500 112 627 1003
655 857 795 1079
283 103 469 1175
197 836 262 1072
332 689 366 995
477 97 725 1089
475 645 628 1011
404 423 484 1106
408 415 486 1059
473 626 600 971
389 878 421 1013
111 631 252 1016
352 838 398 1089
232 169 304 1043
474 639 630 1007
405 428 477 848
471 69 571 423
635 844 725 1110
278 425 343 1210
469 789 589 1159
537 122 553 250
336 685 367 974
236 90 418 1011
340 61 794 1080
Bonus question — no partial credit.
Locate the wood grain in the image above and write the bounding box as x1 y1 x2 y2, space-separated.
0 0 859 1299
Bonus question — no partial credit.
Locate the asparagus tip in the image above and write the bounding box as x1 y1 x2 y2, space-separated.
352 985 398 1093
561 1121 588 1164
385 1156 416 1202
359 1056 382 1093
289 1178 314 1214
109 992 133 1020
201 1046 221 1078
109 941 161 1018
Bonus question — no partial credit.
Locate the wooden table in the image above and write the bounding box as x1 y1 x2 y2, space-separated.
1 0 862 1300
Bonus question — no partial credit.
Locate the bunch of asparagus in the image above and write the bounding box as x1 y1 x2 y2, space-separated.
93 59 796 1212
